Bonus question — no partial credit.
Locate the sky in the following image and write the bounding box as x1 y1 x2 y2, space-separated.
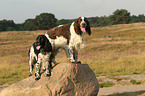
0 0 145 23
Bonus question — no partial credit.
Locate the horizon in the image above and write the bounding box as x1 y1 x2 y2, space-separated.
0 10 144 24
1 0 145 23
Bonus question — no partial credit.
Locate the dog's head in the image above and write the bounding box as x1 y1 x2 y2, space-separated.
35 35 52 52
75 17 91 35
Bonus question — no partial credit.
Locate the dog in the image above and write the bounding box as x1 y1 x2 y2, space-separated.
28 35 52 80
45 17 91 64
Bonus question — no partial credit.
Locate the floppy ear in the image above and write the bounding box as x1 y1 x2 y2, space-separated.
76 17 81 24
43 37 52 52
74 18 82 35
35 35 42 50
36 35 40 43
85 18 91 35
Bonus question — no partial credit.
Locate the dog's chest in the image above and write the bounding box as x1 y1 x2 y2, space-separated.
69 22 85 50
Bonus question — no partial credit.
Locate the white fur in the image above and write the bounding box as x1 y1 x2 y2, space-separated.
45 34 68 49
29 46 37 74
80 17 87 27
29 46 37 60
58 25 63 28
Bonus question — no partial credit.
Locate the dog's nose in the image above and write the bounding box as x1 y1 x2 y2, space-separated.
81 23 86 28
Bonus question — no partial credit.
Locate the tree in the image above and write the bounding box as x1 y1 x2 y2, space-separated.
130 15 140 23
0 19 16 31
57 19 74 25
110 9 131 25
23 19 38 31
130 14 145 23
138 14 145 22
35 13 57 30
23 13 57 31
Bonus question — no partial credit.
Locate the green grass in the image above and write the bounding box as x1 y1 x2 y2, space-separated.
0 23 145 85
99 81 114 88
130 79 142 85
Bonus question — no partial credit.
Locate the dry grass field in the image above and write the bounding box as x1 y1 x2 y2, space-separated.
0 23 145 86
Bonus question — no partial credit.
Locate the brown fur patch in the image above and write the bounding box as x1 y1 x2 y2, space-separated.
46 23 71 44
74 20 82 35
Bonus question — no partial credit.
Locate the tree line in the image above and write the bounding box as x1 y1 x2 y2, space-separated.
1 9 145 32
0 13 57 31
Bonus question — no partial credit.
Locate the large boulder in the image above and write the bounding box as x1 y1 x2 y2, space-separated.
0 63 99 96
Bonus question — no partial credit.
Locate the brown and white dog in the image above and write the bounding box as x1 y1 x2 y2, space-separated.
45 17 91 64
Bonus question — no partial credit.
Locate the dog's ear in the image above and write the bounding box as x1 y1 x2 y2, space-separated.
36 37 39 43
43 36 52 52
85 18 91 35
35 35 42 50
76 17 81 24
36 35 43 46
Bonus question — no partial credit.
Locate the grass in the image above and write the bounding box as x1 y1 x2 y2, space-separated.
130 79 142 85
0 23 145 85
0 30 44 85
81 23 145 76
99 81 114 88
108 76 130 82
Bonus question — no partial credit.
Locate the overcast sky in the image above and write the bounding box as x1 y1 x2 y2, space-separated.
0 0 145 23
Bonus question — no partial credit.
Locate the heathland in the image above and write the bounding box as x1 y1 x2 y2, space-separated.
0 23 145 87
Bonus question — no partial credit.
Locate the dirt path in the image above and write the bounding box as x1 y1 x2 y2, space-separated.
0 88 5 93
98 74 145 96
0 83 9 93
98 85 145 96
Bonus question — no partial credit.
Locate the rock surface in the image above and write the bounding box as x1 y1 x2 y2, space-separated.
0 63 99 96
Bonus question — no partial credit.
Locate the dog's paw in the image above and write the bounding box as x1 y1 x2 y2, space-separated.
77 61 81 64
35 73 41 80
70 60 81 64
29 73 32 77
46 73 51 77
35 76 40 81
42 68 46 71
46 70 51 77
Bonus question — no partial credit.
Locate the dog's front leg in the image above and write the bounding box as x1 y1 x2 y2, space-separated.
35 54 42 80
29 57 34 77
73 50 81 64
35 62 41 80
65 47 74 63
66 47 81 64
66 47 81 63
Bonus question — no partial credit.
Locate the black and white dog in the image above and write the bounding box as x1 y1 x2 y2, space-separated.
45 17 91 64
28 35 52 80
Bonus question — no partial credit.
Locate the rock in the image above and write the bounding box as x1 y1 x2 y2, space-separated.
0 63 99 96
